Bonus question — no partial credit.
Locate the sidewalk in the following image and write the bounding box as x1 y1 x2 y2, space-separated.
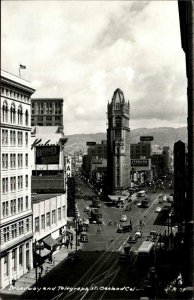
1 237 79 298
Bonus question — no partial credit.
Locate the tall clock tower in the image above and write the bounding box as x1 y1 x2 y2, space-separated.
107 88 131 194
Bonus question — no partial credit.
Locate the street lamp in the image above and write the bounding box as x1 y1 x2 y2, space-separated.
34 239 44 290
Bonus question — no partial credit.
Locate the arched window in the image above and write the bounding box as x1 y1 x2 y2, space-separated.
25 110 29 126
10 103 16 124
18 105 23 125
2 100 8 122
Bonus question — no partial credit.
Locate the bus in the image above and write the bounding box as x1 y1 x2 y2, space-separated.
90 208 102 224
137 241 154 259
92 198 101 208
137 190 146 197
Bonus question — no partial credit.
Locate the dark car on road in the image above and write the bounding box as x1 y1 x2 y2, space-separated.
67 251 79 263
127 235 137 244
117 224 132 233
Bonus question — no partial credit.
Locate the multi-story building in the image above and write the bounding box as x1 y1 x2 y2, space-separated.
31 98 63 127
107 88 131 194
32 193 67 254
178 0 194 288
130 142 151 159
0 70 35 289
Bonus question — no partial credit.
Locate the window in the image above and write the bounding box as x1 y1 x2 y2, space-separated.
25 154 28 167
25 196 28 210
52 210 56 224
12 249 16 271
18 197 23 212
10 199 16 215
2 129 8 145
2 154 8 169
3 226 10 242
19 246 23 266
62 206 66 218
25 175 28 188
25 110 29 126
35 217 39 232
11 223 17 238
18 154 23 168
41 215 45 229
25 132 28 146
46 212 50 226
10 103 16 124
26 218 30 232
18 105 23 125
18 176 23 189
58 208 61 221
2 100 8 122
13 131 16 145
4 255 8 276
17 132 23 146
19 221 24 235
2 178 8 193
46 116 52 121
2 201 9 217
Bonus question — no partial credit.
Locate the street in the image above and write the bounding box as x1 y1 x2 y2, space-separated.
19 178 175 300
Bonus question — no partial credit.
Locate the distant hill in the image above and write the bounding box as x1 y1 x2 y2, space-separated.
65 127 187 154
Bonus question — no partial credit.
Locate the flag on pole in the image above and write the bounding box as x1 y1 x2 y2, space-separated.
19 64 26 69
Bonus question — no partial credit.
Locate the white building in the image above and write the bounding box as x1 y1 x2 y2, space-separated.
0 70 35 289
32 193 67 253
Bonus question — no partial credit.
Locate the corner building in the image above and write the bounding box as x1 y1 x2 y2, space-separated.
107 89 130 194
0 70 35 289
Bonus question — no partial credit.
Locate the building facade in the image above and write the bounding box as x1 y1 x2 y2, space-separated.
32 193 67 250
178 0 194 287
107 88 131 194
0 70 35 289
31 98 63 127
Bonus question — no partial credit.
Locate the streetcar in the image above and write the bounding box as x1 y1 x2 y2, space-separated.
137 241 154 262
92 198 101 208
90 208 102 224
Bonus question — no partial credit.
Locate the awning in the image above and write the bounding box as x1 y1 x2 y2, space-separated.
36 248 50 257
43 236 58 249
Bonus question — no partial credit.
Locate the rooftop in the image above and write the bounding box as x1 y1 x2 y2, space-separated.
1 69 35 91
32 193 64 203
31 98 63 101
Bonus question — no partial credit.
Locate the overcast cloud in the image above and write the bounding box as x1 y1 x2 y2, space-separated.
2 1 187 134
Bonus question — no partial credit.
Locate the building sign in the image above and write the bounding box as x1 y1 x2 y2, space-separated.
67 177 75 217
86 142 96 146
65 156 72 178
35 146 60 164
140 136 153 142
131 159 149 167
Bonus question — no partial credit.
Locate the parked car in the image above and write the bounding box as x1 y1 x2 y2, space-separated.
84 206 90 213
67 251 79 263
127 235 137 244
120 215 127 222
155 207 162 213
135 230 143 238
117 224 132 233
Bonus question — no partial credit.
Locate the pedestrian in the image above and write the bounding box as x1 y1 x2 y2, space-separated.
40 265 43 275
53 256 55 266
130 219 132 225
38 272 42 281
12 279 16 287
114 220 117 226
49 253 52 264
70 241 73 249
66 240 69 249
71 235 73 241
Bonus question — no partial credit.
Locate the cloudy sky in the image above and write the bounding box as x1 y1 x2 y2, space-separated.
2 1 187 134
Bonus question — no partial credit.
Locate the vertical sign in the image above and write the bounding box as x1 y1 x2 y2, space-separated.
67 177 75 217
65 156 72 178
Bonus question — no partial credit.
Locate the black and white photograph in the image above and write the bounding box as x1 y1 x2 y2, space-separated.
1 0 193 299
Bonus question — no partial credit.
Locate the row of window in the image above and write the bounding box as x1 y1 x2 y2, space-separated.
34 206 65 232
3 243 30 276
2 176 29 193
1 88 30 102
2 197 29 218
2 219 31 244
2 129 28 146
32 102 62 115
2 153 28 169
2 100 29 125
